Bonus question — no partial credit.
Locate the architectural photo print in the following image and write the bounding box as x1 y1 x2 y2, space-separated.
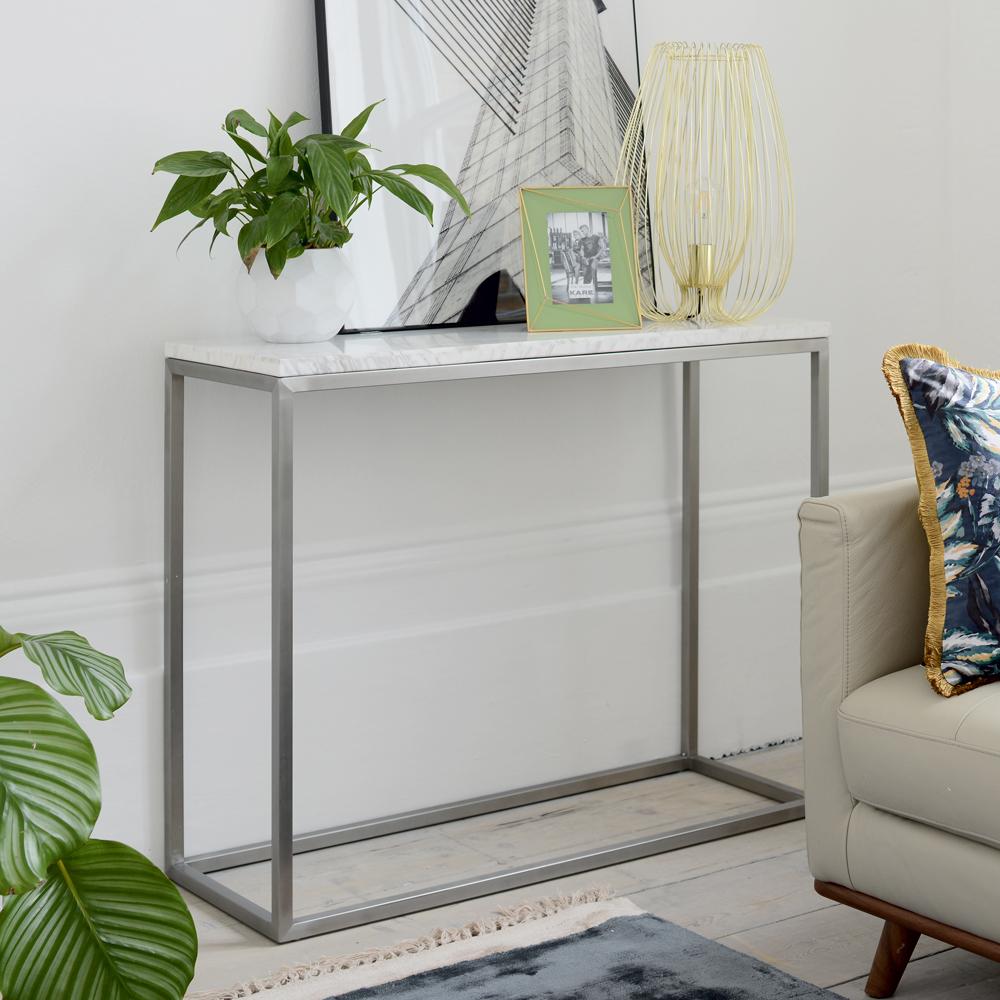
316 0 639 329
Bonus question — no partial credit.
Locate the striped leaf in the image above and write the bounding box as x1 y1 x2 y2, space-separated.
0 839 197 1000
0 678 99 893
19 631 132 720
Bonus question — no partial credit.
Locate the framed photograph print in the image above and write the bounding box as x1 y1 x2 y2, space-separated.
519 186 642 333
314 0 640 332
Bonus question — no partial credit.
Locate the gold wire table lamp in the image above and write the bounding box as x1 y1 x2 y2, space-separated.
618 42 794 324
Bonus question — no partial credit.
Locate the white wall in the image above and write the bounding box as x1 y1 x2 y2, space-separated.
2 0 994 860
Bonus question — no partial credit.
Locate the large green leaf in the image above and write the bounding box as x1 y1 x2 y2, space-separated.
341 99 383 139
241 167 268 193
268 111 304 157
151 173 225 230
18 631 131 721
369 169 434 223
225 108 267 137
266 153 294 191
301 137 353 219
279 110 308 135
237 215 268 267
265 192 307 248
152 150 231 177
298 132 369 155
225 129 267 164
264 231 299 278
0 678 99 893
269 171 306 196
389 163 471 216
0 839 197 1000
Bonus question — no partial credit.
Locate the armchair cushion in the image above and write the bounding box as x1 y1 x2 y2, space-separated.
839 663 1000 847
883 344 1000 696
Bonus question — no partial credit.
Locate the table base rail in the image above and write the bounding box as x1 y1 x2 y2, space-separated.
172 753 803 943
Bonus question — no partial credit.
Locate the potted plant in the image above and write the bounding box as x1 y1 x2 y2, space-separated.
0 627 197 998
152 103 470 343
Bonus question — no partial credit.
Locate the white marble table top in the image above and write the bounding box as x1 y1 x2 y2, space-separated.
166 319 830 378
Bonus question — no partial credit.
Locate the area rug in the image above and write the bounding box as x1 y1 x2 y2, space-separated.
190 890 835 999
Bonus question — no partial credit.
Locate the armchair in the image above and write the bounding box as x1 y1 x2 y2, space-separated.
800 480 1000 997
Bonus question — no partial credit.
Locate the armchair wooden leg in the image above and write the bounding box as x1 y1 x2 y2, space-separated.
865 919 921 998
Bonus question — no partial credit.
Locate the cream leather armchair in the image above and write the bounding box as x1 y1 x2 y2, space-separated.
800 479 1000 997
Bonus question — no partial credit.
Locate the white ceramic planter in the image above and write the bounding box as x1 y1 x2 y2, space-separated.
237 248 356 343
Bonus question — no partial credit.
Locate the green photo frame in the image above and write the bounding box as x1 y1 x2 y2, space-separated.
519 185 642 333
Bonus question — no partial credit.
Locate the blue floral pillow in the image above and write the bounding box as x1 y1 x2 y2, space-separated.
884 344 1000 696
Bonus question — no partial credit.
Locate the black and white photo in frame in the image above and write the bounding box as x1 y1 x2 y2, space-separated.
547 212 613 305
315 0 640 330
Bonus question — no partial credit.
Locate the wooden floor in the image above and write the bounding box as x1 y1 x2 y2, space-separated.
187 745 1000 997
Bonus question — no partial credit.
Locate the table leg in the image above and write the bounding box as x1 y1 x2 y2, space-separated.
164 366 185 868
681 361 700 759
811 343 830 497
271 384 295 938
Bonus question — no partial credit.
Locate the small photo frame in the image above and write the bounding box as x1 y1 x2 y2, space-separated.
519 186 642 333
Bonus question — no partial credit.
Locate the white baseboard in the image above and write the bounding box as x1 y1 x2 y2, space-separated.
0 466 912 857
0 465 910 656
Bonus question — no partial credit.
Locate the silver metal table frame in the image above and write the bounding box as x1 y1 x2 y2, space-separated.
164 336 829 943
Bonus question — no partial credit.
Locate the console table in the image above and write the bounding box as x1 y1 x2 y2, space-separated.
164 319 830 943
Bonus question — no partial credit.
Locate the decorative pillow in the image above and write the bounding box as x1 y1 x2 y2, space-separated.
883 344 1000 696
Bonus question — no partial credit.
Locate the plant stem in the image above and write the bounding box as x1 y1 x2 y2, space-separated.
305 189 315 243
0 626 20 658
344 189 377 222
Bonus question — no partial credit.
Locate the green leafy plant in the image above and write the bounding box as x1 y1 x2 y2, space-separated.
0 626 197 999
152 103 471 278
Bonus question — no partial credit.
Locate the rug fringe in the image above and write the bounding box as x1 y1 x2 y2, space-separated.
189 888 612 999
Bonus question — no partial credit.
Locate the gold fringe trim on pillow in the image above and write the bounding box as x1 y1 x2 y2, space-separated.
882 343 1000 697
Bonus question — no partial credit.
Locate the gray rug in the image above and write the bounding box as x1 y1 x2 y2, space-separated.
335 910 833 999
192 896 837 1000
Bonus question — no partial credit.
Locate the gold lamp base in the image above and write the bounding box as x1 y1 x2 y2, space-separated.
678 244 725 323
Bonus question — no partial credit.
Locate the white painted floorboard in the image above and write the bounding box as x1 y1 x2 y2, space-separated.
186 745 1000 997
